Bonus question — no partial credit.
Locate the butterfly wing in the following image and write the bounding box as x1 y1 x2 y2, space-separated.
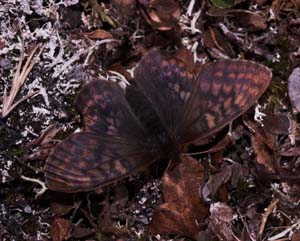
134 49 195 141
133 50 272 144
45 133 155 192
45 80 155 193
180 59 272 144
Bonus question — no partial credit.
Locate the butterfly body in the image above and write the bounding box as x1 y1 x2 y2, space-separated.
126 85 181 163
45 49 272 193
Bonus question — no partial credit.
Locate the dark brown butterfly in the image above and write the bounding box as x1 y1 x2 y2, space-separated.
45 49 272 193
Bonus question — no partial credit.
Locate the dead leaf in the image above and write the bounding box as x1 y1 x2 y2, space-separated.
288 67 300 112
248 121 278 173
149 156 208 239
202 163 242 201
209 202 235 241
72 225 95 239
139 0 180 31
207 8 268 31
84 29 113 40
50 202 76 216
292 231 300 241
28 124 61 148
255 0 269 5
263 113 290 135
247 12 268 30
204 27 236 58
174 48 195 73
26 124 61 160
111 0 136 24
51 218 73 241
280 146 300 157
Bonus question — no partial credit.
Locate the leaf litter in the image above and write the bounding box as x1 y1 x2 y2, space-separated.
0 0 300 241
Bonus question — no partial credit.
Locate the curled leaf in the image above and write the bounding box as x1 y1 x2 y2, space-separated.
83 29 113 40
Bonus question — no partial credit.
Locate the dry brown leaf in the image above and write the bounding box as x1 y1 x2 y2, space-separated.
203 27 236 58
292 231 300 241
174 48 195 73
248 121 278 173
209 202 235 241
26 124 61 160
263 113 290 135
139 0 180 31
28 124 61 148
247 13 268 30
51 218 73 241
111 0 136 24
280 146 300 157
83 29 113 40
202 163 242 201
72 225 95 239
149 156 208 239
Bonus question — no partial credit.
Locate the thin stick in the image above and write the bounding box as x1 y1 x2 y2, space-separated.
1 35 44 118
258 198 279 238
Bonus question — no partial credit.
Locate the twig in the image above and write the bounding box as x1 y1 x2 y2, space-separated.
1 35 44 118
236 209 256 241
268 220 300 241
21 175 48 199
258 198 279 238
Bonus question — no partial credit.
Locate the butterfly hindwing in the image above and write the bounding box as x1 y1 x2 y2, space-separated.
45 133 154 192
46 80 155 192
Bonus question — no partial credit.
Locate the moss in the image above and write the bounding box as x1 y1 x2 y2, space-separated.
9 147 24 157
264 36 294 109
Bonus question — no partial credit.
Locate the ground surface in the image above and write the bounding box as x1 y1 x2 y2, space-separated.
1 0 300 241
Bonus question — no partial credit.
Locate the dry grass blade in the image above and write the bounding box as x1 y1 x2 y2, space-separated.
1 37 44 118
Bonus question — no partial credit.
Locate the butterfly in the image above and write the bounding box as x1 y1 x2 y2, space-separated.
45 49 272 193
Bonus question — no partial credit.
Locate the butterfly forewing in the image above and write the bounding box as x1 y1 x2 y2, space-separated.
134 50 271 145
181 59 272 144
134 49 195 141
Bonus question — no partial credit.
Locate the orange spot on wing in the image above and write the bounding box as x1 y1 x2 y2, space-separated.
215 72 224 78
246 73 253 80
237 73 245 79
234 94 244 106
212 82 222 96
228 73 236 79
223 84 232 95
224 97 232 109
205 113 216 128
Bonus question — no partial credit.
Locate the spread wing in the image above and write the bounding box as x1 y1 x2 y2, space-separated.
133 49 272 145
45 80 155 193
181 59 272 144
